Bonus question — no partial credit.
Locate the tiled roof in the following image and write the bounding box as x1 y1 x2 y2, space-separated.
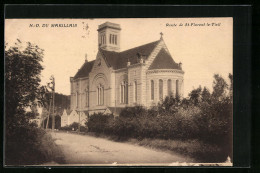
148 48 181 70
73 40 180 79
73 60 95 79
100 40 160 70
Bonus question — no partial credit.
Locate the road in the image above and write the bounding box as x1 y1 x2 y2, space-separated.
49 132 194 166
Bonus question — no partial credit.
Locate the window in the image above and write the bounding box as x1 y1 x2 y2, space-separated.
85 90 88 107
120 81 128 104
75 92 78 108
167 79 172 96
101 35 106 45
112 35 115 44
76 92 80 108
97 84 104 105
109 34 117 45
134 81 137 102
159 79 163 101
176 80 179 97
151 80 154 100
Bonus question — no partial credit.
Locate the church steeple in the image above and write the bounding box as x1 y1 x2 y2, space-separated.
97 22 121 52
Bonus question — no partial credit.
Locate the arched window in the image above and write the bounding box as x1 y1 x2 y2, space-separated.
85 90 88 107
120 81 128 104
76 92 78 108
97 84 104 105
167 79 172 96
151 80 154 100
115 35 117 45
159 79 163 101
176 80 179 97
134 81 137 103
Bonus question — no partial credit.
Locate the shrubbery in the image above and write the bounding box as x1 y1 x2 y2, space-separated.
59 122 88 132
5 124 65 165
86 74 233 162
5 40 65 165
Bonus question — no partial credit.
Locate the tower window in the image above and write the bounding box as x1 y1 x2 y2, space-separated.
109 34 117 45
101 35 106 45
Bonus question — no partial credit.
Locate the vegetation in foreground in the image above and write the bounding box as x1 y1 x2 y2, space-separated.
84 73 233 163
5 40 65 165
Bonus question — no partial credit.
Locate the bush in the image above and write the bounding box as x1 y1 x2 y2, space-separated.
86 113 114 134
59 122 87 132
5 125 65 165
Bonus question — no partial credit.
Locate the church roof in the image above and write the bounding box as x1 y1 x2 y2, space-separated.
73 40 180 80
74 60 95 80
148 48 181 70
100 40 160 70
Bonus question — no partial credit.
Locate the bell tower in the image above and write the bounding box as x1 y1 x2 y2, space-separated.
97 22 121 52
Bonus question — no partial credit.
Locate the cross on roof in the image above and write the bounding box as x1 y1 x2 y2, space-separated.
160 32 163 39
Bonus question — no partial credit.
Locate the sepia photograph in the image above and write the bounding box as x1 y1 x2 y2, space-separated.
4 18 233 166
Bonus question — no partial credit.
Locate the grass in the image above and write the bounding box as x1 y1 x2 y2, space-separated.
81 131 227 163
127 138 224 163
58 129 229 163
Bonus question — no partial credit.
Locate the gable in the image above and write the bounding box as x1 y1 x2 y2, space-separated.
148 48 181 70
92 51 111 71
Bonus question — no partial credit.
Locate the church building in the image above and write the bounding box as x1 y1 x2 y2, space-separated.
63 21 184 124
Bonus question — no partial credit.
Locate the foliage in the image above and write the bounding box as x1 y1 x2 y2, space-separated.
86 113 114 134
5 40 65 165
5 125 65 165
188 86 202 105
85 73 233 162
42 115 61 129
5 40 44 131
59 122 87 132
212 74 228 101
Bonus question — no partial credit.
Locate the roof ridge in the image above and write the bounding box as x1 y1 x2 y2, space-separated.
119 39 160 54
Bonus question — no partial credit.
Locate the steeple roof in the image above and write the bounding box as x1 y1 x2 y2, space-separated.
148 48 181 70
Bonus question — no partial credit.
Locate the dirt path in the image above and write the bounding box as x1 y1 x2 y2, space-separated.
49 132 194 166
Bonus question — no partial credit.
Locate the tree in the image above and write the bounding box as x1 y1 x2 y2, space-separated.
228 73 233 100
188 86 202 105
201 87 211 103
5 40 44 131
212 74 228 101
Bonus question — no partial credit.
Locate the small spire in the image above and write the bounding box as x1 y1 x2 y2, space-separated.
160 32 163 40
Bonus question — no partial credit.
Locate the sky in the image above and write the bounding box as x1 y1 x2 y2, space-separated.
5 18 233 97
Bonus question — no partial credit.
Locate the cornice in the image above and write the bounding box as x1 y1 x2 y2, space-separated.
146 69 185 74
